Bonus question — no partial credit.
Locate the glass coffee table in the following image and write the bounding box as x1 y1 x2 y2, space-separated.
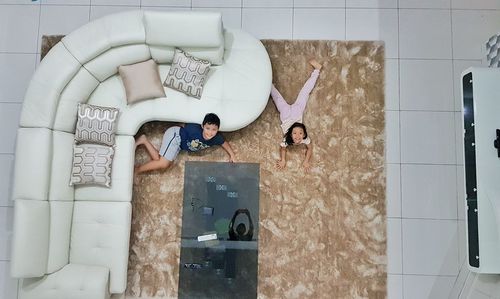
179 161 259 299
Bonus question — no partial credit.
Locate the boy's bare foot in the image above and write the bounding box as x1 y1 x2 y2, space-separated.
309 59 322 71
135 134 147 147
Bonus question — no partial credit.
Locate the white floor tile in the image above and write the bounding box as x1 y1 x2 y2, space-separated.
293 9 345 40
38 5 90 48
400 59 454 111
399 9 452 59
400 111 456 164
242 8 292 39
0 262 17 299
388 274 403 299
192 7 242 29
458 220 466 266
0 0 38 3
192 0 241 8
398 0 450 9
242 0 292 7
471 274 500 298
42 0 90 4
0 5 40 53
346 8 398 59
401 164 457 219
456 165 465 220
467 289 491 299
92 0 139 5
0 104 22 154
403 275 457 299
402 219 459 275
347 0 397 8
453 60 483 111
452 10 500 60
141 0 190 6
449 264 470 299
140 6 191 11
388 218 402 274
455 112 464 166
452 0 500 9
0 207 13 261
460 271 478 299
0 54 36 103
0 155 14 207
90 5 139 20
385 59 399 111
385 110 400 164
386 163 401 218
295 0 344 8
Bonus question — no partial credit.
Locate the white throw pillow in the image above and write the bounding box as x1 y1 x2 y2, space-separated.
164 49 211 99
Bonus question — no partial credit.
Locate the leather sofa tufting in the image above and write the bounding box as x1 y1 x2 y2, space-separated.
10 10 271 299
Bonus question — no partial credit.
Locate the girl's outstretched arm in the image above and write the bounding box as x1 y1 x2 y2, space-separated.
221 141 236 162
276 146 287 170
302 142 313 172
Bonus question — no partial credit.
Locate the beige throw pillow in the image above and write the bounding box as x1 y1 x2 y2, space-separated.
119 59 166 104
75 103 119 146
70 143 114 187
164 49 211 99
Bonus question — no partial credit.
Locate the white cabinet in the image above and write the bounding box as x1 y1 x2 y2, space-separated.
462 67 500 273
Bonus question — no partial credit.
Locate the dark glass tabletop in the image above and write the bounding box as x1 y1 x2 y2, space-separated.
179 161 259 299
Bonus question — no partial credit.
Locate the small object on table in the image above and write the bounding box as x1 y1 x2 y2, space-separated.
197 233 217 242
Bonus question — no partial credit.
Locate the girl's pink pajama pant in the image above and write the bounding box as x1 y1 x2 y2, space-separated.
271 69 320 124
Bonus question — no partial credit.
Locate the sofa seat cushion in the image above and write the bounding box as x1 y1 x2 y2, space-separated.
70 201 131 294
49 131 75 202
74 136 134 202
19 264 110 299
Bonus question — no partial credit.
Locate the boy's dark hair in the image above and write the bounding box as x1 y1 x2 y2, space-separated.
202 113 220 128
284 122 308 145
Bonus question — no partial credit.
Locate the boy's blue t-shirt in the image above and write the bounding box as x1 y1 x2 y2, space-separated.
179 123 224 152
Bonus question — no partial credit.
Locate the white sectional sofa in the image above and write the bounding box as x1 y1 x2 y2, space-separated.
10 10 271 299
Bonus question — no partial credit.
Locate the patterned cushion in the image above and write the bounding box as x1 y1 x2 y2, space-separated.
75 103 119 146
163 49 211 99
70 143 114 187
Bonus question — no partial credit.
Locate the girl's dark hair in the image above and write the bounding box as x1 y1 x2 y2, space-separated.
284 122 308 145
202 113 220 128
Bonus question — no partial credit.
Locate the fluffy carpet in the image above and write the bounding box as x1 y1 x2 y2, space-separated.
41 37 386 298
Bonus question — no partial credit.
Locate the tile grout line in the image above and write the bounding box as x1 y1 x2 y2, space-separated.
396 2 405 297
291 0 294 40
344 0 347 40
34 1 42 70
449 2 463 274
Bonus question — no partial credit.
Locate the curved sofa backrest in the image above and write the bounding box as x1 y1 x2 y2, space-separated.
144 11 224 65
20 10 224 130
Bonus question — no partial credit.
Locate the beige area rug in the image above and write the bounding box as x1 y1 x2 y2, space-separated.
42 37 386 298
